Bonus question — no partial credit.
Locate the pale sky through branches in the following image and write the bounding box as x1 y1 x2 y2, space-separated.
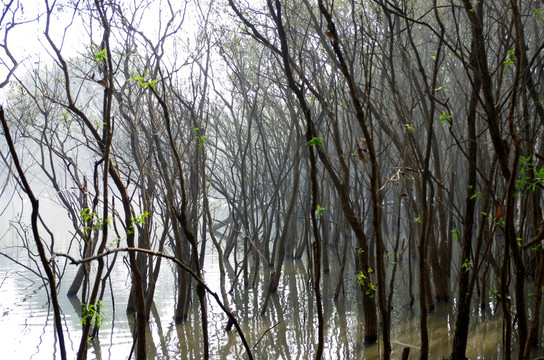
1 0 205 100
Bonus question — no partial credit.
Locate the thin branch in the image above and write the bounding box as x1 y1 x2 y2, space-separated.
252 320 282 349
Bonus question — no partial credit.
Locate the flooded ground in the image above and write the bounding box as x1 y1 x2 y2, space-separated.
2 231 542 360
0 199 542 359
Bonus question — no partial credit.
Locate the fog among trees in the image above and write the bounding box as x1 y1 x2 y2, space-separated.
1 0 543 359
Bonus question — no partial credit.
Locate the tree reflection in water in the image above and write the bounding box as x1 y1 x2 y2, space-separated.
1 245 538 359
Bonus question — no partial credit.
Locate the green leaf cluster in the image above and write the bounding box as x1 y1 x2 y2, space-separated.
503 49 515 72
80 300 106 343
129 71 157 90
79 208 111 235
517 155 544 192
193 127 207 147
451 228 460 242
438 111 452 124
356 269 376 297
90 45 107 62
533 7 544 24
308 137 324 148
127 211 149 235
385 253 396 267
315 204 327 216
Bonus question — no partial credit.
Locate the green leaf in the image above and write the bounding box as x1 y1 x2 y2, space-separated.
451 228 460 242
470 192 484 199
438 111 452 124
519 155 532 167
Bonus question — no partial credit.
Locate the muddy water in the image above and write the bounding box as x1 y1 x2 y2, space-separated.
0 204 543 359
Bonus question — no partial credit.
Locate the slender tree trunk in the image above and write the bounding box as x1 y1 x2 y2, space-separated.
1 107 67 360
357 231 379 344
449 73 479 360
261 151 301 314
334 225 350 300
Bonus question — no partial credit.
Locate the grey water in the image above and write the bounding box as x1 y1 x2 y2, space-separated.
0 201 542 359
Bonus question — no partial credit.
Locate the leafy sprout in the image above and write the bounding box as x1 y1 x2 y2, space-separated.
438 111 452 124
308 137 324 148
129 72 157 90
315 204 327 216
90 45 107 62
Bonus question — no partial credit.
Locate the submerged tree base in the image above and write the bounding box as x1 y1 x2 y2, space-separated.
363 335 378 344
175 315 188 324
447 355 468 360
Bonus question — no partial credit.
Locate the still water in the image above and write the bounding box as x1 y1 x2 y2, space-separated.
2 248 539 359
0 203 542 359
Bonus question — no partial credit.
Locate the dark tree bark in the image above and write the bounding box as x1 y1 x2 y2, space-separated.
1 106 67 360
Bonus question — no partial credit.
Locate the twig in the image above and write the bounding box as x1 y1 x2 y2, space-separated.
252 320 283 349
